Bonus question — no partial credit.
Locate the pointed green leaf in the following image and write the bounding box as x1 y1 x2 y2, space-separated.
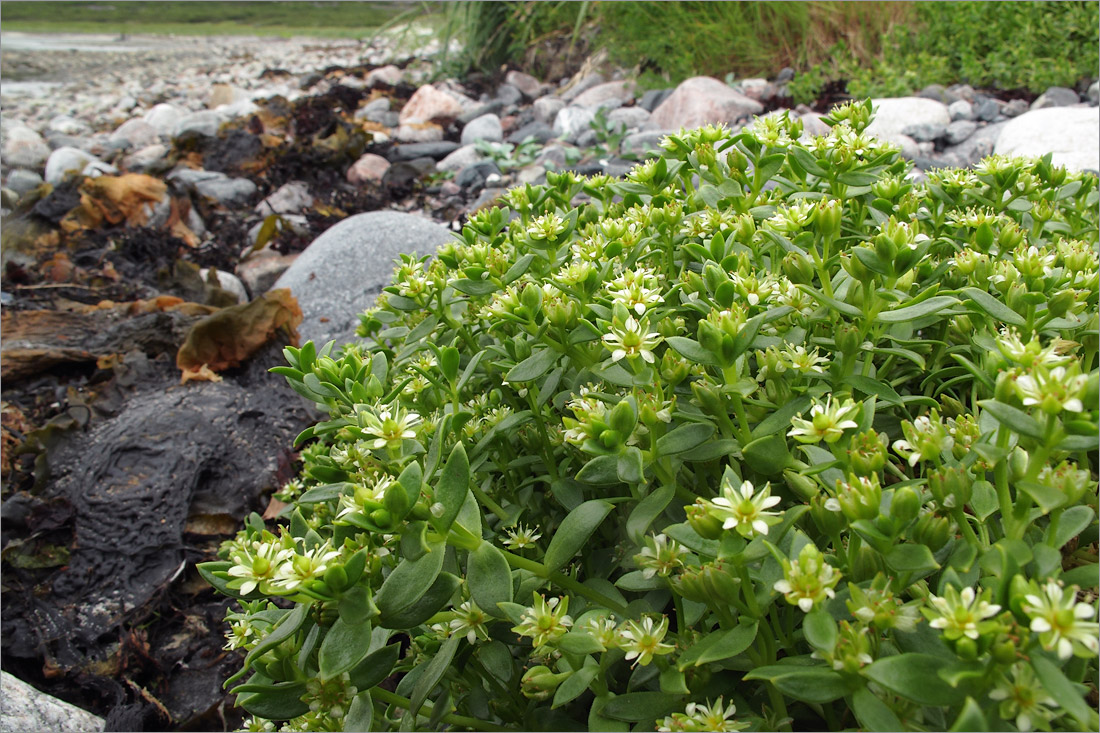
468 542 513 615
375 538 445 617
743 664 850 703
962 287 1026 327
656 423 715 455
431 442 469 533
851 686 904 732
666 336 720 367
678 622 758 669
978 400 1044 440
863 653 964 705
544 500 614 573
505 348 559 383
1031 655 1093 730
626 485 675 544
319 617 373 680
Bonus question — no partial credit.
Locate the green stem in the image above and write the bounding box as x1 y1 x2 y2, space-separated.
501 549 632 617
371 687 506 732
470 479 510 523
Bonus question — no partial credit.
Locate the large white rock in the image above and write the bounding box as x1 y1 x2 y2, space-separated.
553 106 596 143
2 125 51 168
0 671 104 733
142 103 185 138
864 97 951 140
109 118 159 149
650 76 763 130
994 106 1100 172
571 80 635 109
44 146 102 185
273 211 455 346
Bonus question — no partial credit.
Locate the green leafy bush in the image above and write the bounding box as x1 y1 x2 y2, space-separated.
204 101 1099 732
798 1 1099 103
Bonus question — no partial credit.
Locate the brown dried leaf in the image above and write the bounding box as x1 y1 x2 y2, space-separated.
176 288 302 375
60 174 167 231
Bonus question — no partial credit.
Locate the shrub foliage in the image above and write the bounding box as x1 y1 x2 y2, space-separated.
204 102 1099 732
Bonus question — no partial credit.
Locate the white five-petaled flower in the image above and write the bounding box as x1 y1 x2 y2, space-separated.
617 616 674 667
602 316 662 363
788 396 861 444
1015 366 1087 415
924 585 1001 641
988 662 1059 732
1023 581 1100 659
271 541 341 592
704 476 782 538
503 523 542 550
360 405 422 449
658 697 747 732
226 540 292 596
607 267 665 315
635 534 686 579
774 543 842 613
512 594 572 649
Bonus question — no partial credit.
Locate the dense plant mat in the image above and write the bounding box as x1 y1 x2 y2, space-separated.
206 102 1099 731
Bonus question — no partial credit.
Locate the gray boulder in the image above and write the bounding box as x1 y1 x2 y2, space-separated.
608 106 652 131
622 129 672 156
505 70 542 100
533 97 566 126
460 113 504 145
995 106 1100 172
173 110 221 140
948 100 974 121
507 121 555 145
638 88 674 112
437 144 484 173
143 103 185 138
273 211 456 347
5 168 44 197
553 106 596 143
110 118 158 149
561 72 606 103
167 168 256 207
1030 86 1081 110
944 120 978 145
1 672 104 733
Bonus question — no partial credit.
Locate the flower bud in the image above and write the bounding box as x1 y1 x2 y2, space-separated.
733 212 756 242
660 350 690 387
891 486 921 523
810 493 846 536
834 324 862 358
991 638 1017 666
783 468 819 501
520 282 543 315
974 220 995 251
782 251 815 285
609 400 638 437
383 481 411 521
322 564 349 593
954 636 979 661
1047 290 1076 318
1007 447 1029 483
521 666 569 701
700 561 743 607
686 500 724 540
816 199 843 241
849 545 882 583
847 430 887 476
912 511 953 552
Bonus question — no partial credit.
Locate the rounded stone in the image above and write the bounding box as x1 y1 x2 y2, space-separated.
272 211 455 347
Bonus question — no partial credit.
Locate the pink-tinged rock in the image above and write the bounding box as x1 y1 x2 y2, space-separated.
366 64 404 87
505 70 542 99
571 80 636 109
395 122 445 143
346 153 391 184
399 84 465 125
651 76 764 130
237 249 300 295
